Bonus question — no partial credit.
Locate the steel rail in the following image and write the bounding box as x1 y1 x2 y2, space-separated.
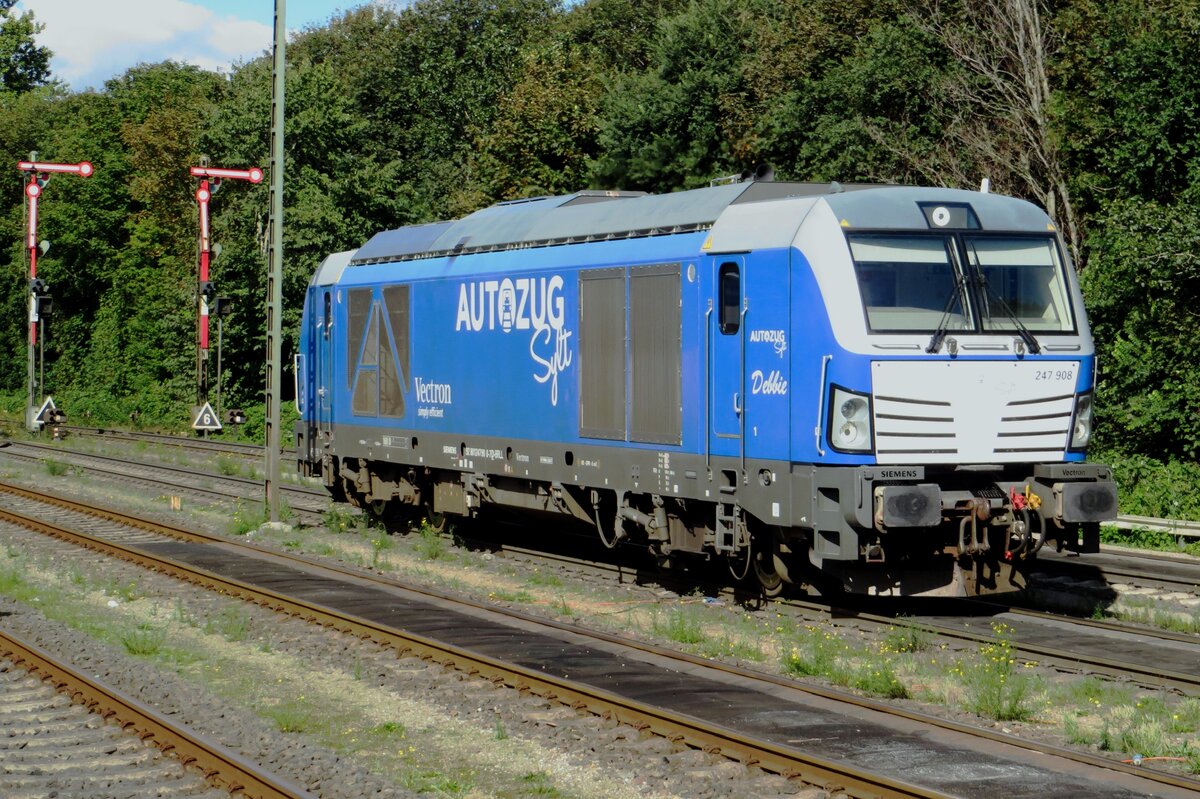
58 425 269 456
8 440 321 496
1 481 1198 796
0 627 315 799
0 487 950 798
0 446 327 524
499 540 1200 692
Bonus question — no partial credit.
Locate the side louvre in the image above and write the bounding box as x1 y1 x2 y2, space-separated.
630 264 682 444
579 268 626 439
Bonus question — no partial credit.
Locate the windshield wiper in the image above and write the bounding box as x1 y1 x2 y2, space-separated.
966 243 1041 354
926 270 968 354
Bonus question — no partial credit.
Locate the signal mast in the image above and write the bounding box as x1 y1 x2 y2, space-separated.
189 160 262 432
17 156 94 431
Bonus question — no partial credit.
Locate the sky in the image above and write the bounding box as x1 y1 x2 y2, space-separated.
15 1 387 91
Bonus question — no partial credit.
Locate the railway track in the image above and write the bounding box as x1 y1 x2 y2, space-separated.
475 534 1200 693
3 439 1196 691
0 441 329 525
60 424 275 458
53 426 1200 543
0 627 313 799
0 481 1195 798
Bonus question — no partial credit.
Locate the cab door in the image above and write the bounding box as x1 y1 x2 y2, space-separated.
740 251 790 462
317 289 335 436
709 257 745 454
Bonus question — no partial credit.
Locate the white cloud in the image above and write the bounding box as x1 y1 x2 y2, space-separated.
204 16 273 58
17 0 273 89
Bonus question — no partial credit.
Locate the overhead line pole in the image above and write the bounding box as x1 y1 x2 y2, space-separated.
265 0 286 522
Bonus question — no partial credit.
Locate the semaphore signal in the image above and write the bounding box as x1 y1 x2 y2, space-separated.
17 155 95 432
190 159 262 430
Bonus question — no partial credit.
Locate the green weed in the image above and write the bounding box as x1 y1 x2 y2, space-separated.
229 501 266 536
215 456 242 476
849 663 909 698
104 578 141 602
369 721 406 738
961 623 1034 721
263 700 319 734
205 606 251 642
490 589 535 604
782 628 843 678
519 772 562 797
882 618 933 653
121 623 166 656
525 570 563 588
322 505 358 533
44 459 67 476
415 523 447 561
653 608 705 645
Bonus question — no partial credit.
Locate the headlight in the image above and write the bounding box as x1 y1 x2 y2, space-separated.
1069 391 1093 451
830 386 873 452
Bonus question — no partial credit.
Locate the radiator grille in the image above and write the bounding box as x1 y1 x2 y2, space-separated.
870 361 1077 464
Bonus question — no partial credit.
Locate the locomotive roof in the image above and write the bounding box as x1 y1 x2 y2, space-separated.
347 182 1052 267
348 182 876 266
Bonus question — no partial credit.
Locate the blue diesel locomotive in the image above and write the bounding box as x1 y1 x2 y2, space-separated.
295 180 1118 596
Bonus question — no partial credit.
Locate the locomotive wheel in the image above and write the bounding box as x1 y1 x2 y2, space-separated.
423 505 449 533
367 498 403 526
752 530 785 598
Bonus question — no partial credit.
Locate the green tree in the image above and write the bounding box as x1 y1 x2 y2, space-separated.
0 0 51 94
1081 199 1200 459
1054 0 1200 210
591 0 758 190
475 42 603 198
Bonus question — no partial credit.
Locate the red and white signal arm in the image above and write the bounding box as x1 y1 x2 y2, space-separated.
192 401 223 431
189 166 263 183
18 161 94 177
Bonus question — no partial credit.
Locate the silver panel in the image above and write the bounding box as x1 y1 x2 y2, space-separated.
706 197 818 253
630 264 681 445
871 360 1077 464
310 249 355 286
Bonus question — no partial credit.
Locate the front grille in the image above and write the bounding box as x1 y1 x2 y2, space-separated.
870 361 1078 464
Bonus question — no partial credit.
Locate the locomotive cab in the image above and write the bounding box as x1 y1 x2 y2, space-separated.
760 188 1117 595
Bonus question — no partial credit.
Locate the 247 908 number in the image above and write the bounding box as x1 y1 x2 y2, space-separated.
1034 369 1076 382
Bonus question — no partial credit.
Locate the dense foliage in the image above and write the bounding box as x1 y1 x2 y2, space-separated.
0 0 1195 513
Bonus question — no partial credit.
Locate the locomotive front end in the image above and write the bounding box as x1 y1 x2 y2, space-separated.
794 188 1117 595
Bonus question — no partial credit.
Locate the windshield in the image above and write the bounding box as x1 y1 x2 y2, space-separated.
849 235 969 332
848 233 1074 335
964 236 1073 332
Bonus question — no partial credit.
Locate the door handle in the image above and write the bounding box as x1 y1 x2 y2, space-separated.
733 392 741 414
